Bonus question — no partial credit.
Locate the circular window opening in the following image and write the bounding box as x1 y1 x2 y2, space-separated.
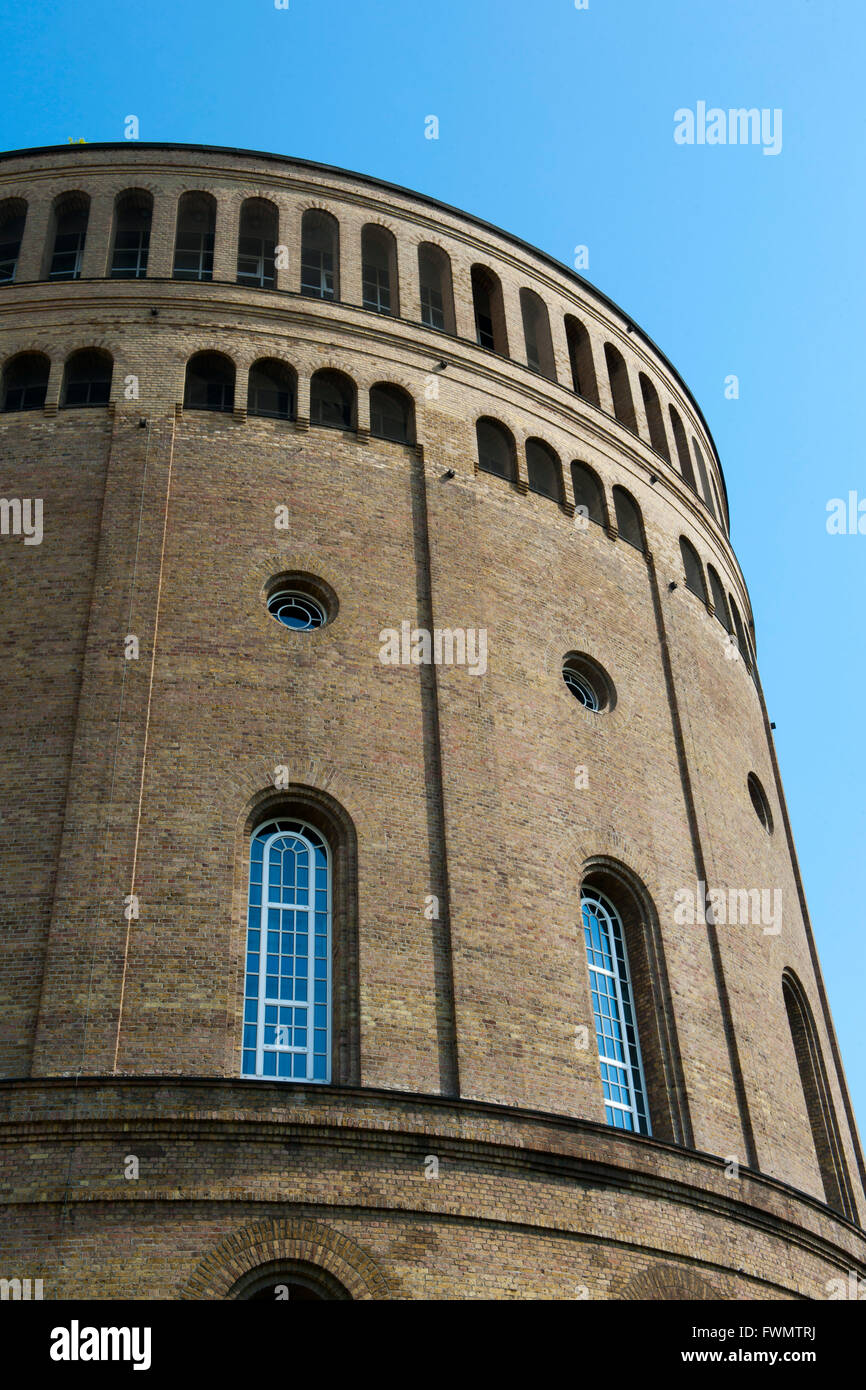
264 572 337 631
747 773 773 834
562 653 614 713
268 590 325 630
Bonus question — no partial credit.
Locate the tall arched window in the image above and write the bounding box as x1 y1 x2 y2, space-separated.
1 352 49 412
564 315 598 405
582 885 651 1135
639 373 671 461
613 486 645 551
248 358 296 420
519 288 556 379
184 351 235 412
728 593 751 668
110 189 153 279
173 192 216 281
691 437 716 518
570 461 606 526
471 265 507 355
237 198 278 289
310 369 355 430
47 192 90 280
679 536 706 601
668 406 697 491
361 225 399 316
417 242 455 333
782 971 855 1220
604 343 637 432
475 417 516 480
526 438 562 502
370 383 414 443
0 198 27 283
242 818 331 1083
300 210 339 300
61 349 113 407
707 566 731 629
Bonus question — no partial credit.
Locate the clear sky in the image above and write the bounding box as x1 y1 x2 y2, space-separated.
2 1 864 1140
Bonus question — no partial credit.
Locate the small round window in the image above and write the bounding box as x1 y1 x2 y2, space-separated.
747 773 773 834
562 653 613 712
267 590 326 630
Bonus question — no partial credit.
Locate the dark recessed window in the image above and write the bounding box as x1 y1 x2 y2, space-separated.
748 774 773 834
268 590 326 630
562 653 613 712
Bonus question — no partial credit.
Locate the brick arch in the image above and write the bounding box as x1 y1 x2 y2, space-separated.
620 1263 725 1300
180 1218 390 1300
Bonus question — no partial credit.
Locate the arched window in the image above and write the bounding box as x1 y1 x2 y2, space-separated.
613 485 644 551
310 369 355 430
519 288 556 379
1 352 49 412
712 476 726 530
237 198 278 289
526 438 563 502
668 406 697 491
110 189 152 279
582 885 651 1135
370 383 414 443
707 566 731 629
48 192 90 280
570 461 606 526
782 972 855 1220
475 417 516 480
184 351 235 412
231 1261 351 1300
471 265 507 355
61 349 113 408
604 343 637 432
691 437 716 517
639 373 671 461
679 536 706 600
564 315 598 405
300 210 338 300
361 224 398 316
248 358 296 420
173 192 216 281
417 242 455 333
242 818 331 1083
0 198 27 283
728 593 751 668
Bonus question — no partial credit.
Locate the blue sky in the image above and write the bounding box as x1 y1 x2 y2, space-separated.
2 1 864 1139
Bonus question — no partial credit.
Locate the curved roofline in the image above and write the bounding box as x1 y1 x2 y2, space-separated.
0 140 728 510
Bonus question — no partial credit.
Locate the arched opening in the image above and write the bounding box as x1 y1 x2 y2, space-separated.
417 242 455 333
564 315 598 405
570 461 606 527
300 209 339 300
0 198 27 283
679 536 706 601
471 264 508 355
782 971 855 1220
668 405 697 491
310 368 355 430
639 373 671 461
707 566 731 629
526 437 563 502
47 191 90 280
691 438 716 517
728 593 752 669
237 198 278 289
1 352 49 412
61 348 113 408
604 343 637 432
475 417 516 481
580 862 688 1145
247 358 296 420
361 224 399 316
613 486 645 551
519 287 556 380
184 351 235 412
173 192 216 281
369 383 415 444
230 1260 352 1301
110 189 153 279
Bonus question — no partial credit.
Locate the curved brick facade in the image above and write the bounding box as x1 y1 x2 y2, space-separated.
0 143 863 1300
